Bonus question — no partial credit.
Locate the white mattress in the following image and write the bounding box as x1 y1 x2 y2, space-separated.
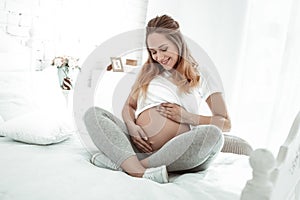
0 135 251 200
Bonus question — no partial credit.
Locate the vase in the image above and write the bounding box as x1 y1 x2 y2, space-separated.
57 67 80 90
57 66 68 87
61 77 72 90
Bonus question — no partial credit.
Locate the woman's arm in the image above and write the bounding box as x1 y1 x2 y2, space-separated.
192 92 231 132
122 94 153 152
157 93 231 132
122 94 137 125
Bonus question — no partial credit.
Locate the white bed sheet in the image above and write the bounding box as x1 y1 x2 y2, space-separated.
0 135 251 200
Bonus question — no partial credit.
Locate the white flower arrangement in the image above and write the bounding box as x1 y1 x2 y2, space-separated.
52 56 80 71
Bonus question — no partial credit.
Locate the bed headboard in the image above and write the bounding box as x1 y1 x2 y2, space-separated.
271 111 300 200
241 111 300 200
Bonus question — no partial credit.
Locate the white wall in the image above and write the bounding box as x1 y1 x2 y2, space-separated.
0 0 148 70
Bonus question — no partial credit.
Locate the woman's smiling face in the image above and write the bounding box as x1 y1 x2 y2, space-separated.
147 32 179 70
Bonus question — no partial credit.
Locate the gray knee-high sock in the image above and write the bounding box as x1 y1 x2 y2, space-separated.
146 125 224 172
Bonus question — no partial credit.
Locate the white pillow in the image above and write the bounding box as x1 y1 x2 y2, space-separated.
28 68 68 111
0 72 36 121
0 69 67 121
0 110 73 145
0 69 76 144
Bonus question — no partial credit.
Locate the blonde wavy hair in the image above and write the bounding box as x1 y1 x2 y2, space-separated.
131 15 200 100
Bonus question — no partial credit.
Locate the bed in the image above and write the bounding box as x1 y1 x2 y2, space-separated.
1 31 300 200
0 110 300 200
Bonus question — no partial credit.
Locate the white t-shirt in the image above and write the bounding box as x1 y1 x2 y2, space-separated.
135 69 222 119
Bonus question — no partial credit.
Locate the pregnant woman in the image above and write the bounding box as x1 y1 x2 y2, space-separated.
84 15 231 183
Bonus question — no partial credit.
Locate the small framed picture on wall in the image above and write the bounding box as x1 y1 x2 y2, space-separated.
110 57 124 72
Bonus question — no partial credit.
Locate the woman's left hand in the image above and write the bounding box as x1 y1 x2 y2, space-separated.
156 103 191 124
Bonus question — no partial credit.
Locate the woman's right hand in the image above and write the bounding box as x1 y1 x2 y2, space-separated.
125 121 153 153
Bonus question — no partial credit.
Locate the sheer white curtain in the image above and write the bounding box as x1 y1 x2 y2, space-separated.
230 0 300 153
266 0 300 153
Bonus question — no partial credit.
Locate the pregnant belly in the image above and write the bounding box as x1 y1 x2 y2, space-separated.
136 107 190 151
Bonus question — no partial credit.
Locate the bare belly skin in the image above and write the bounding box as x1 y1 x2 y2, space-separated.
136 107 190 151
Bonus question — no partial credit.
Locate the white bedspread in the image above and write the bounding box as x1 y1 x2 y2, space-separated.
0 135 251 200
